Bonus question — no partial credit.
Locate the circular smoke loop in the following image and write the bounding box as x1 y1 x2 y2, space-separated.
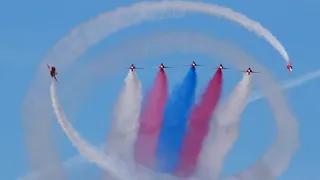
55 31 299 180
21 1 299 179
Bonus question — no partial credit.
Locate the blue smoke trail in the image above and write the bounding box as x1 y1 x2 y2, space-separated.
155 67 197 173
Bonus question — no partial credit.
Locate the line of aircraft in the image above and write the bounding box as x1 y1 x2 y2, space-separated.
47 61 292 82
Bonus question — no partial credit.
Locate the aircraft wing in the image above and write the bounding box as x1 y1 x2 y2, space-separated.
251 71 260 73
182 64 201 66
156 66 171 68
216 67 230 69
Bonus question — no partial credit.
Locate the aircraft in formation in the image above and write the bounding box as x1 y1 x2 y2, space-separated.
217 64 230 70
128 64 144 71
156 63 172 69
47 61 293 80
185 61 202 67
240 67 260 75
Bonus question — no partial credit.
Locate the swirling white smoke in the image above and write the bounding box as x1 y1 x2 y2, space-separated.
197 74 252 180
52 31 299 180
21 1 299 180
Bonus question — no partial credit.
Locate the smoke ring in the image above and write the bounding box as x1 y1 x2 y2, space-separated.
46 30 299 180
22 1 297 179
81 31 299 180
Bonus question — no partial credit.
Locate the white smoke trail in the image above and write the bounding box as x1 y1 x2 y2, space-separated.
249 69 320 103
196 74 252 180
49 81 132 180
106 71 142 168
42 0 289 72
50 72 173 180
22 1 290 178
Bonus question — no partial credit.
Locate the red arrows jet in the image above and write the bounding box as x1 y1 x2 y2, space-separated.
184 61 202 67
156 63 171 69
128 64 144 71
47 64 58 82
240 67 260 75
216 64 230 70
286 63 292 72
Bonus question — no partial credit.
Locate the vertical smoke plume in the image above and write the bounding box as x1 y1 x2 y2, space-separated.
50 72 173 180
50 81 131 180
197 74 252 180
21 82 65 180
134 69 168 169
156 67 197 173
106 71 142 167
175 69 223 177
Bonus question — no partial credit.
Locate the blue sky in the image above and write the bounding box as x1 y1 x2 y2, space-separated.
1 0 319 179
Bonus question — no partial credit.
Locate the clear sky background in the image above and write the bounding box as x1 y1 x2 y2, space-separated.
1 0 319 179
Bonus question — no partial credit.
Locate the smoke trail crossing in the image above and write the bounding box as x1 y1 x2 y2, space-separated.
175 68 223 177
106 71 142 166
156 67 197 173
197 74 252 180
51 76 177 180
134 69 168 169
22 1 290 178
50 81 131 180
249 68 320 103
26 30 298 180
52 32 297 180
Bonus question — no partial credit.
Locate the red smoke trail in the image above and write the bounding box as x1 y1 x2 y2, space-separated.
134 69 168 169
175 69 223 177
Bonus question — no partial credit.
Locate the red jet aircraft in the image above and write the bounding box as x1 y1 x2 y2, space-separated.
156 63 171 69
286 63 292 72
128 64 144 71
47 64 58 82
216 64 230 70
184 61 202 67
241 67 260 75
